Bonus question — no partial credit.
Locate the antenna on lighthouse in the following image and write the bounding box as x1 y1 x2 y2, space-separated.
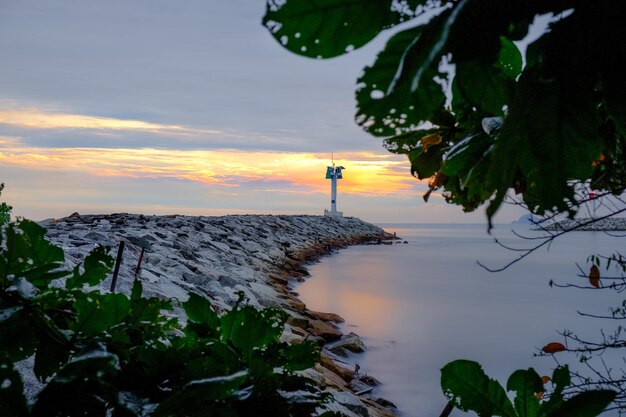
324 155 344 217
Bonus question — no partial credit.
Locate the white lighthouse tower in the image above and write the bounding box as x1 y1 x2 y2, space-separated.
324 158 345 217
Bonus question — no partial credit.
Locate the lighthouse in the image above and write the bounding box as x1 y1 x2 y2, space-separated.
324 162 345 217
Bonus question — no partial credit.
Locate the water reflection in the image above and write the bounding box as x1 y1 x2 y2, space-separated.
297 224 622 417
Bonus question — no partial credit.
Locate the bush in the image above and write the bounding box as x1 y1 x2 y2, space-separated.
0 183 12 225
0 219 334 417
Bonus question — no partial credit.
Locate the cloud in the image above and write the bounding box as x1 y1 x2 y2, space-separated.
0 106 379 152
0 137 417 197
0 108 194 132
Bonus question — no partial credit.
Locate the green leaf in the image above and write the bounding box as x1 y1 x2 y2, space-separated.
550 390 616 417
355 3 469 137
183 293 220 329
282 341 320 372
441 359 516 417
455 59 513 115
0 220 67 289
498 37 522 79
32 348 120 417
220 305 287 361
538 366 570 417
551 366 570 390
0 307 38 362
383 128 440 155
74 292 130 337
262 0 426 59
445 133 496 206
443 133 493 178
409 143 446 180
34 334 71 381
355 24 443 137
66 246 113 289
130 279 142 301
506 368 543 417
154 370 249 417
486 70 601 221
128 296 171 326
0 362 28 417
183 343 242 380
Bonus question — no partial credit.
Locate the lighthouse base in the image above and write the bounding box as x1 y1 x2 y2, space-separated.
324 209 343 217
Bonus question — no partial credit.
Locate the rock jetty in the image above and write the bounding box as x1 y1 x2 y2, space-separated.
38 212 398 417
540 217 626 232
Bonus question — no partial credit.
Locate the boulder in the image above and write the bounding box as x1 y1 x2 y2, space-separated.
286 314 309 329
328 332 367 354
309 310 345 323
320 353 356 382
333 392 369 417
307 319 342 341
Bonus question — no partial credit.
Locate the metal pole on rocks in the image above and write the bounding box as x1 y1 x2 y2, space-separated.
134 247 145 281
110 241 125 292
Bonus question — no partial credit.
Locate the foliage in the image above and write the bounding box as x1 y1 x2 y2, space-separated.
0 219 328 417
264 2 626 414
263 0 626 225
0 183 12 225
441 360 615 417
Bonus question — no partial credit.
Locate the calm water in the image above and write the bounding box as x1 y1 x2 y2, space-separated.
297 224 624 417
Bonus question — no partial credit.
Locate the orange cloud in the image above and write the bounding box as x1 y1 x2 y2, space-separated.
0 140 417 196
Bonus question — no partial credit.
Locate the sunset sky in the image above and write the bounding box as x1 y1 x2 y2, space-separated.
0 1 524 224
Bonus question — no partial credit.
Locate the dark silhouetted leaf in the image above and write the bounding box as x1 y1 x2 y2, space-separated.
441 359 516 417
263 0 427 59
183 292 219 329
506 368 543 417
74 293 130 337
551 390 616 417
0 362 28 417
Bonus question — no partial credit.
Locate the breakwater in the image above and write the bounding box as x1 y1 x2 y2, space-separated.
39 212 397 417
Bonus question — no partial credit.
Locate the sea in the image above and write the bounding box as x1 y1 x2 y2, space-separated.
296 223 625 417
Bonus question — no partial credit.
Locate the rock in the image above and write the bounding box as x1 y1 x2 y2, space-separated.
329 347 351 357
319 353 356 382
279 294 306 311
308 319 342 341
309 335 326 347
541 217 626 232
362 398 398 417
286 314 309 329
375 397 397 409
289 326 307 337
328 332 367 353
333 392 369 417
318 365 349 390
309 310 345 323
83 231 107 242
359 374 381 386
349 378 373 394
126 235 153 250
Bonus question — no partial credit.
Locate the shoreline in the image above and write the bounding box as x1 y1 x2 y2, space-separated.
37 212 399 417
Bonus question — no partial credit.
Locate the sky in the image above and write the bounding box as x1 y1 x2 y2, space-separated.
0 0 526 224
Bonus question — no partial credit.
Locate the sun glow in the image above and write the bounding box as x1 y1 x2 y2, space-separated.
0 139 415 196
